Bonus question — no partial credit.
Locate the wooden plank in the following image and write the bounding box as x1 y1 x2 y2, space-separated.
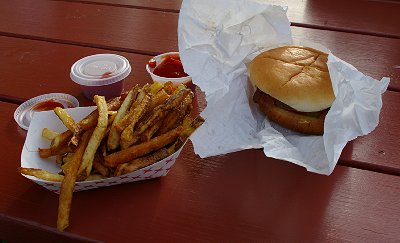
0 214 97 243
268 0 400 39
291 27 400 92
340 90 400 175
57 0 183 12
1 35 399 174
57 0 400 38
0 1 398 91
1 101 399 242
0 36 153 105
0 0 177 56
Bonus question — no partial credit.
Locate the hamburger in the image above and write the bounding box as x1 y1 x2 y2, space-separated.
249 46 335 135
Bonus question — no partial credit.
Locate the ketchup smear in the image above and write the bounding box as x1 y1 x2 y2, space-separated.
101 71 113 79
151 55 188 78
33 99 64 111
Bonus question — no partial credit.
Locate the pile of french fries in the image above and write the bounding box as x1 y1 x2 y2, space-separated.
18 82 203 231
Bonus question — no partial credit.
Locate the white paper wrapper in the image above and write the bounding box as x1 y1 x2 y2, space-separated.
178 0 390 175
21 107 183 194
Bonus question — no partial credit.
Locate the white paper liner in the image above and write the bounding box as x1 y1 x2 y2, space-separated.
20 107 184 194
178 0 390 175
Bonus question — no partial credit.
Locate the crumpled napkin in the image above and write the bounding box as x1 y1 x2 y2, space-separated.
178 0 390 175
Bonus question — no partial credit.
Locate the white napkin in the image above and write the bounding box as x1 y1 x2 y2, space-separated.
178 0 389 175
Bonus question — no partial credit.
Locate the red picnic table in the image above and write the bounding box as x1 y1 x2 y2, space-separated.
0 0 399 242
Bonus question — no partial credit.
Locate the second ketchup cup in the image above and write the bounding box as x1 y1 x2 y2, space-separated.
70 54 132 100
146 52 194 91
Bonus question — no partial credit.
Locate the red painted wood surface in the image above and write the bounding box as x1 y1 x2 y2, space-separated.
275 0 400 38
58 0 183 12
1 0 400 241
291 28 400 92
0 0 177 55
0 2 398 91
0 214 96 243
0 36 153 104
0 34 399 173
58 0 400 38
340 91 400 175
1 101 399 242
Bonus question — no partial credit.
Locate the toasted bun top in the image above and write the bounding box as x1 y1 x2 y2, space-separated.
249 46 335 112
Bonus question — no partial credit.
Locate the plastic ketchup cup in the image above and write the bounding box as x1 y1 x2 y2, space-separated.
70 54 132 100
146 52 194 91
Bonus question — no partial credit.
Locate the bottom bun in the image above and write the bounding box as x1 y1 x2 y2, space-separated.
253 89 328 135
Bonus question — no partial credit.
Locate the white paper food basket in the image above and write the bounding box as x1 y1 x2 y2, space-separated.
20 106 184 194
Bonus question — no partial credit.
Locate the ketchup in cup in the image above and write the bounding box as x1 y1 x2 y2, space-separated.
14 93 79 130
146 52 194 91
70 54 132 100
32 99 65 111
152 55 188 78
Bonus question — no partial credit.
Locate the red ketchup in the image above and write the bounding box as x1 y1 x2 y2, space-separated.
101 71 113 79
32 99 64 111
148 59 157 69
151 55 189 78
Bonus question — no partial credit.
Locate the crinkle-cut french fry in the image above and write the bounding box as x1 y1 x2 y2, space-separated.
107 86 139 151
104 125 183 167
57 129 92 231
114 148 169 176
42 128 59 140
18 167 64 182
77 96 108 181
